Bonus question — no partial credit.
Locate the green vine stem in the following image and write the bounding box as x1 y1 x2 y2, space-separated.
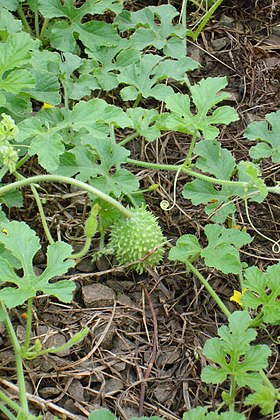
127 158 248 188
14 171 55 245
69 236 92 260
0 175 133 219
16 4 33 36
30 184 54 245
0 303 29 415
21 298 33 356
0 400 17 420
34 10 40 39
133 93 143 108
118 132 138 147
193 0 224 40
39 18 49 41
228 375 236 412
185 260 231 318
185 130 198 166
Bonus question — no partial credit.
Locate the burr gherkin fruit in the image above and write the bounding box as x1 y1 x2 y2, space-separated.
109 207 166 273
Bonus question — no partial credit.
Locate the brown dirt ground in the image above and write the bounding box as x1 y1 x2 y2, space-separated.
0 1 280 419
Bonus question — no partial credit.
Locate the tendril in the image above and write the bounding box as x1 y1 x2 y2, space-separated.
160 166 182 211
244 196 280 254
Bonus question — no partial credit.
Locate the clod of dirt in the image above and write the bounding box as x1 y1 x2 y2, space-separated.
106 280 134 293
219 14 235 28
153 384 173 404
94 321 117 349
76 256 96 272
102 378 124 395
117 293 134 306
39 386 61 398
272 24 280 36
211 37 229 51
82 284 116 307
68 379 85 401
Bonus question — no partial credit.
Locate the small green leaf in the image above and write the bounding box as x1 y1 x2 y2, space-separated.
201 225 252 274
88 408 116 420
244 385 280 415
242 264 280 324
126 108 160 141
245 110 280 163
201 311 271 388
237 161 267 203
169 234 201 262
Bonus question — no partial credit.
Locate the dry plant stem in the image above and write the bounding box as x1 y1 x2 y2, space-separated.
0 174 133 218
185 260 231 318
0 378 85 420
139 286 158 417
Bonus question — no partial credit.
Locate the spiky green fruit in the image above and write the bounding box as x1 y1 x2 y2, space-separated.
109 207 166 273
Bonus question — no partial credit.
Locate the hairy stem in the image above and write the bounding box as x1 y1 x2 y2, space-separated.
0 400 17 419
127 158 248 187
69 236 92 260
39 18 49 40
21 298 33 356
17 4 33 35
185 260 231 318
0 175 133 218
0 303 29 414
30 184 54 245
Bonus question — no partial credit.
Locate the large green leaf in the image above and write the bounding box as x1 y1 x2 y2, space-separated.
169 225 252 275
242 264 280 324
0 8 22 40
159 77 239 139
201 224 252 274
201 311 271 389
116 4 186 59
0 221 75 308
38 0 123 52
245 110 280 163
118 54 174 102
0 32 37 98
